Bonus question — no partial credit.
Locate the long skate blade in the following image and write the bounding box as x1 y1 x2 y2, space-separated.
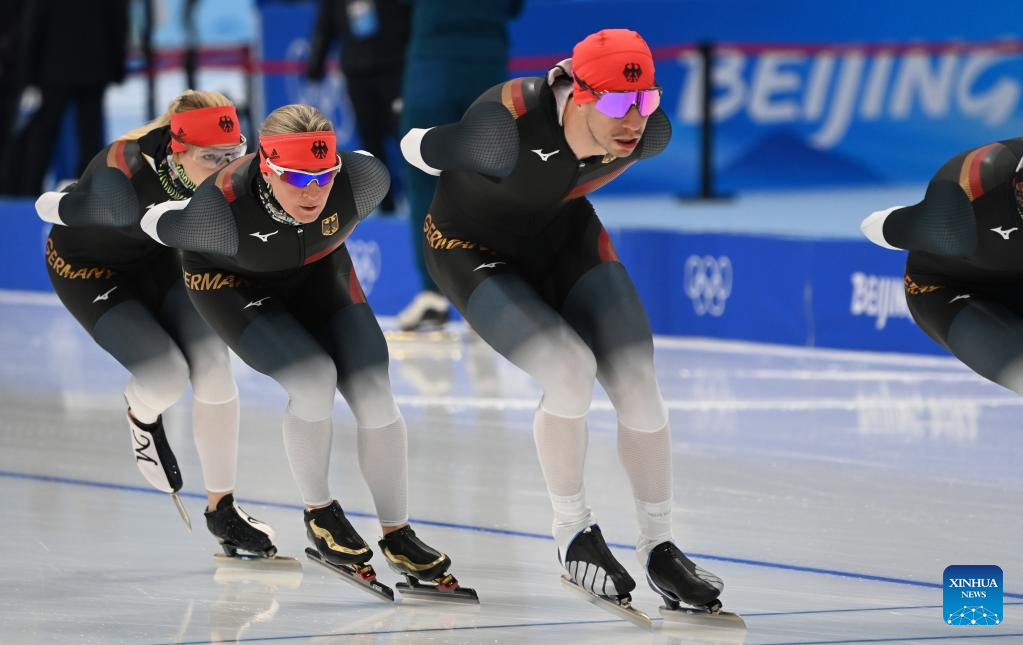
659 605 747 631
560 575 652 630
305 548 395 602
214 553 303 573
171 493 191 532
396 581 480 605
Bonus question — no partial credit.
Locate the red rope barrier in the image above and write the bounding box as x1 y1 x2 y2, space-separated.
126 39 1023 78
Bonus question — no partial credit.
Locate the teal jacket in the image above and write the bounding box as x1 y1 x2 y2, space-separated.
404 0 523 63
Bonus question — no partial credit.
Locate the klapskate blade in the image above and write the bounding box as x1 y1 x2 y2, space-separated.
305 548 395 602
171 493 192 532
214 553 303 574
560 575 652 630
659 605 747 631
396 581 480 605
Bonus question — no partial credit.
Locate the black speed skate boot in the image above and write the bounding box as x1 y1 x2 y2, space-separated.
303 501 393 601
127 411 190 530
646 541 746 630
379 526 478 603
646 542 722 610
559 525 650 629
128 412 182 493
205 494 278 559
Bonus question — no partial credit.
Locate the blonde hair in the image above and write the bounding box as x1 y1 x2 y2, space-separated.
118 89 234 141
260 104 333 136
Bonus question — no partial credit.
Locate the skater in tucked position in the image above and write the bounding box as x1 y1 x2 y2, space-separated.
862 138 1023 397
138 104 474 602
401 29 730 622
35 91 281 560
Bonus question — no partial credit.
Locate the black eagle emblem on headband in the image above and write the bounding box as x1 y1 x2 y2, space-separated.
218 116 234 132
311 140 329 159
623 63 642 82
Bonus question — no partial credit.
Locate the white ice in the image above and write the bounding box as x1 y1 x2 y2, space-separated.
0 292 1019 644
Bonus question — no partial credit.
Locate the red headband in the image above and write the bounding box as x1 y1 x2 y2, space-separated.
169 105 241 152
258 131 338 172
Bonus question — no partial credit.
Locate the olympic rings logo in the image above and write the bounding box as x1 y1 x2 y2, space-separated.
683 255 733 317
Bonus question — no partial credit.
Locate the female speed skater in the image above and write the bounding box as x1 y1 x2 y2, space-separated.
35 91 284 561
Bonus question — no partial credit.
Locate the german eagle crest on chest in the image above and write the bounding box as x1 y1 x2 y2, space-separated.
321 213 339 236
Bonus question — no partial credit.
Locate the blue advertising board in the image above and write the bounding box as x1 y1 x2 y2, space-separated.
0 199 943 355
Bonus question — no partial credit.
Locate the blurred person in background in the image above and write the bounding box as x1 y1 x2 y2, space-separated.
8 0 129 196
306 0 410 214
395 0 523 331
0 1 26 190
33 91 283 562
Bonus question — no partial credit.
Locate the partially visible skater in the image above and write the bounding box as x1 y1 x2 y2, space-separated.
34 91 283 561
863 137 1023 398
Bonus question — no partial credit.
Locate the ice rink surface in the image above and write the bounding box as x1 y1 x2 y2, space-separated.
1 291 1019 644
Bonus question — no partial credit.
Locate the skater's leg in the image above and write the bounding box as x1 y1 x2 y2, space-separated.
317 302 408 531
193 395 240 504
185 280 373 563
458 274 642 596
184 281 338 507
532 407 592 551
319 297 474 592
421 215 601 420
235 313 338 507
321 301 475 597
423 230 631 586
45 248 193 495
552 213 725 609
462 274 599 549
560 262 673 559
298 249 475 593
299 247 408 531
903 274 1023 395
466 274 597 417
939 297 1023 395
90 301 190 423
548 208 673 556
90 301 190 492
158 280 240 509
421 214 645 598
